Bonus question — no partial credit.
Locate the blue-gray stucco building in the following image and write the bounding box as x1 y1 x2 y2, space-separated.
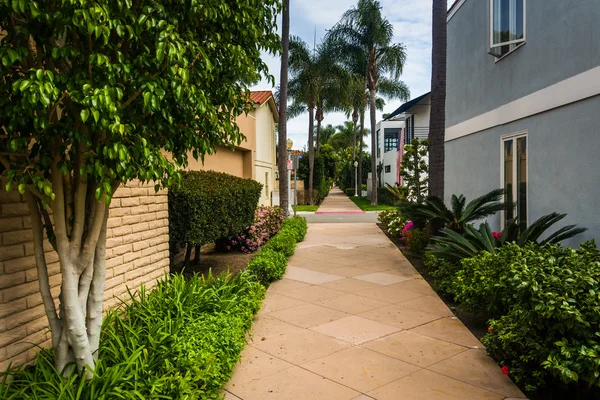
445 0 600 245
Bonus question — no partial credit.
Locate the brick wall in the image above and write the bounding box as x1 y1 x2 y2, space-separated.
0 180 169 369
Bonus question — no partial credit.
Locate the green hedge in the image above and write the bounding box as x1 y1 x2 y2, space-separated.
1 273 265 399
247 217 307 286
168 170 262 255
345 188 356 197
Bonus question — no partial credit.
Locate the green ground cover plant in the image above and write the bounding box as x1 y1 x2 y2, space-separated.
0 272 265 399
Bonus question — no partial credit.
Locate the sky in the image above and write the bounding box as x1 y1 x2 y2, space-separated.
251 0 441 151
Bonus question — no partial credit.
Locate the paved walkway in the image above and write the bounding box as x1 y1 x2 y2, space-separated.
225 196 526 399
315 187 364 214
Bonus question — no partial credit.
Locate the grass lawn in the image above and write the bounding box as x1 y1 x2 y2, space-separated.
349 196 397 211
294 205 319 212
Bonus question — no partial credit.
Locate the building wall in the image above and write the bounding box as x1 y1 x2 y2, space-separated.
254 104 276 205
0 180 169 369
186 145 249 178
376 120 404 188
446 0 600 127
445 95 600 245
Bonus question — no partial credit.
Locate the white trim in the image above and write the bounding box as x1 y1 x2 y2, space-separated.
500 131 528 229
447 0 467 22
445 66 600 141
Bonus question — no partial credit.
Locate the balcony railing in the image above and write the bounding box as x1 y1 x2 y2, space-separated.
404 127 429 145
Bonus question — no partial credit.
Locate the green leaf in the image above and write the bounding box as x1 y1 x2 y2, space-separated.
20 80 31 92
80 109 90 123
5 181 13 192
36 69 44 80
92 108 99 122
95 187 102 200
143 92 150 108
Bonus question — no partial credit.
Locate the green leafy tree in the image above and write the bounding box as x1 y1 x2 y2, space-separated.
399 138 429 202
0 0 280 375
328 0 410 205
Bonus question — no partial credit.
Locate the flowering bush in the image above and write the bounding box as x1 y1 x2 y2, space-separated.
492 231 502 240
378 210 400 228
224 206 285 253
403 227 429 255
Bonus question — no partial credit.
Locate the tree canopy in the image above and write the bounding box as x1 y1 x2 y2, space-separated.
0 0 281 374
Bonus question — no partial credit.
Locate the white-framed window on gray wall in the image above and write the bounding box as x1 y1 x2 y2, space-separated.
489 0 526 59
501 132 528 229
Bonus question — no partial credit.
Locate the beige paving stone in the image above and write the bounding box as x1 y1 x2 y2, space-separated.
267 278 311 294
284 266 345 284
283 285 346 303
327 266 374 277
359 304 442 330
356 284 427 304
355 272 414 285
398 295 455 317
352 396 376 400
319 277 381 293
310 315 400 345
248 315 302 343
267 303 349 328
392 277 438 296
302 346 419 393
316 293 389 314
362 330 469 367
228 366 360 400
226 346 294 388
410 317 483 348
428 349 525 398
368 369 504 400
260 293 307 313
253 327 350 364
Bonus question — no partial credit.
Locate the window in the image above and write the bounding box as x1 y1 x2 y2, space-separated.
490 0 525 58
384 129 399 153
501 133 527 229
404 115 415 144
384 165 391 173
265 172 269 197
376 129 381 158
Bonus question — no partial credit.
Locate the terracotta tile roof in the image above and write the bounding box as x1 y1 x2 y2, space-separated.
250 90 273 105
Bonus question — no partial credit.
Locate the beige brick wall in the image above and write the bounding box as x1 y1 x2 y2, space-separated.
0 180 169 369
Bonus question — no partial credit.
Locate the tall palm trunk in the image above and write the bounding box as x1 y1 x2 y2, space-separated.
351 110 358 192
308 106 315 204
428 0 447 199
369 87 378 206
358 109 365 198
278 0 290 215
316 108 323 154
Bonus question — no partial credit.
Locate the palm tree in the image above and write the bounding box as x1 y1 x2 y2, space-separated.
429 0 447 199
278 0 290 216
319 124 337 146
329 0 410 205
329 121 370 151
288 36 344 203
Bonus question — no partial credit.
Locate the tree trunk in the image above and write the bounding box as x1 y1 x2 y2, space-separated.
351 110 358 192
369 87 378 206
194 245 201 265
308 106 315 204
184 244 193 267
428 0 447 199
358 110 365 198
278 0 290 216
316 108 322 154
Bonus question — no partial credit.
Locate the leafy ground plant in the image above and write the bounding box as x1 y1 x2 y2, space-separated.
0 272 265 399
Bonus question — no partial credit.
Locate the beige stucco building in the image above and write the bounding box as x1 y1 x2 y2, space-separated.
186 90 279 206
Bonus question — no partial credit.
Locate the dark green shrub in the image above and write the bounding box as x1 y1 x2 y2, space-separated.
0 272 265 399
377 187 397 205
247 248 288 285
345 188 356 196
263 232 296 257
281 217 308 242
404 227 429 256
424 254 460 295
169 170 262 263
455 242 600 392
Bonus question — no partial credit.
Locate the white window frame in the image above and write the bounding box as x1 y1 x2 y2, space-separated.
500 131 528 229
489 0 526 60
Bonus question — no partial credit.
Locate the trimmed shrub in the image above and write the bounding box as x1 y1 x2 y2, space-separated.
281 217 308 242
263 232 296 257
404 227 429 255
424 254 460 295
0 272 265 399
246 248 288 285
169 171 262 261
454 242 600 392
377 187 397 205
345 188 356 197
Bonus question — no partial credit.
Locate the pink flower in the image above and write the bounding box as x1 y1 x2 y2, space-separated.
501 366 509 376
402 221 414 235
492 232 502 240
